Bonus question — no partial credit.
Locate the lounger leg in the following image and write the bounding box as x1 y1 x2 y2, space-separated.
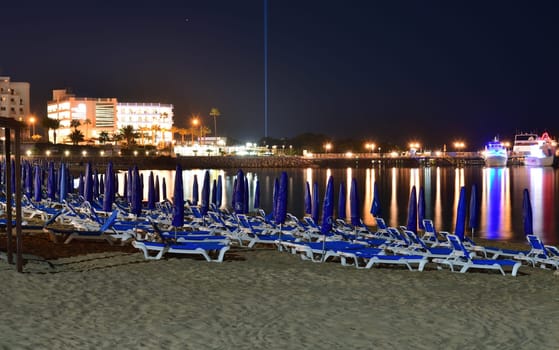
511 263 521 277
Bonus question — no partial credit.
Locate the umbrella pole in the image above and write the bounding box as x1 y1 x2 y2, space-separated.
278 223 282 252
321 233 327 263
471 228 474 242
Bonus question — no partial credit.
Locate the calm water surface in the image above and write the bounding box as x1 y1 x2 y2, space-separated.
122 166 559 244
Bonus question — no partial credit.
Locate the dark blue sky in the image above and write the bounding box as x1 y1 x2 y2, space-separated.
1 1 558 149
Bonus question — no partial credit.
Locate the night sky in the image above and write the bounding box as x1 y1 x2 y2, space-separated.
1 1 558 149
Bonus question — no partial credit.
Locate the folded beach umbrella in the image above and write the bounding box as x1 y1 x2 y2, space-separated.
147 171 155 210
78 173 84 197
200 170 210 216
304 181 312 216
253 180 260 209
59 163 68 202
312 182 320 223
130 165 142 216
370 181 382 218
350 178 360 226
418 186 426 231
92 169 100 200
122 173 127 199
102 162 114 212
272 177 279 220
47 161 57 201
522 188 533 236
233 169 245 214
454 186 467 241
275 172 288 225
338 182 346 221
172 164 184 227
154 175 160 203
162 177 167 201
192 174 199 206
33 164 42 202
211 179 217 206
126 167 133 204
469 184 479 238
321 176 334 235
243 177 249 214
216 175 223 208
406 185 417 234
84 162 93 203
24 162 32 198
99 174 104 195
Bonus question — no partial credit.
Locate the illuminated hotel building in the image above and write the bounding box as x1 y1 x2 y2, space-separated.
46 89 173 145
0 76 30 122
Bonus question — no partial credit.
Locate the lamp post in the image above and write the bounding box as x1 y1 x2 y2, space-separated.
29 116 36 139
324 142 332 154
365 142 375 156
191 117 199 144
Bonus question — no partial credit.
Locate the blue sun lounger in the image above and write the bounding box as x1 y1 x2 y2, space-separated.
131 240 230 262
337 247 428 271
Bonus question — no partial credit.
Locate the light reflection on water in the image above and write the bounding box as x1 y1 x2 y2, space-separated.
117 166 559 244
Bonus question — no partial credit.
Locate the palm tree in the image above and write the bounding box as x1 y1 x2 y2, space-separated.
178 128 189 144
83 118 92 140
209 107 221 141
98 131 110 144
200 126 211 144
69 129 84 145
41 117 60 144
151 124 161 145
119 125 137 147
70 119 81 130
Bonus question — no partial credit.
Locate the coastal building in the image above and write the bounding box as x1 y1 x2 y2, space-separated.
46 89 173 145
0 76 30 123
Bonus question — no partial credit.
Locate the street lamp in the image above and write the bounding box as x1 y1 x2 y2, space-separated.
409 142 421 156
454 141 466 152
324 142 332 153
364 142 376 155
191 117 200 144
28 116 36 139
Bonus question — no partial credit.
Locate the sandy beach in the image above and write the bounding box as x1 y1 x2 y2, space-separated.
1 241 559 350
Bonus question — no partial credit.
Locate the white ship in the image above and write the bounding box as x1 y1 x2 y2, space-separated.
483 137 508 167
512 132 557 167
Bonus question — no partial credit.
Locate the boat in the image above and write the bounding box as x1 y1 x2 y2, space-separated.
512 132 557 167
483 137 508 167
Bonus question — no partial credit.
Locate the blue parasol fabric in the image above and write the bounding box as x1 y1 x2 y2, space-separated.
92 169 99 200
154 175 160 203
454 186 467 241
469 184 479 234
321 176 334 234
102 162 114 212
522 188 533 236
243 177 249 213
337 182 346 221
59 163 68 202
211 179 217 206
254 180 260 209
370 181 382 217
122 173 127 199
78 173 84 197
272 177 279 220
24 162 32 197
304 181 312 216
192 174 199 206
216 175 223 208
162 177 167 201
312 182 320 223
274 172 288 225
418 187 426 230
47 162 56 201
99 174 104 195
171 164 184 227
350 178 360 226
126 167 133 204
33 164 42 202
147 171 155 210
84 162 93 203
233 169 245 214
200 170 210 216
406 186 418 233
130 165 142 216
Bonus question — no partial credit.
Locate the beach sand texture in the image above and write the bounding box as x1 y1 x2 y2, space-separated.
1 248 559 350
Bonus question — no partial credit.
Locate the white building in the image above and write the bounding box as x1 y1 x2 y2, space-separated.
46 89 174 145
0 76 30 123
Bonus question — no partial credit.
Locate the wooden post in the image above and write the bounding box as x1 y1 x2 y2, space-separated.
14 128 23 273
4 128 13 264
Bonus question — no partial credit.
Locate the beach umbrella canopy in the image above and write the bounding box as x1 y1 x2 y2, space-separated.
233 169 245 214
126 167 133 204
469 184 479 234
522 188 533 236
418 187 426 230
370 181 382 217
130 165 142 216
92 169 100 200
321 176 335 234
162 177 167 201
114 172 119 198
253 180 260 209
47 162 57 201
272 177 279 219
454 186 467 241
122 173 127 199
59 163 68 202
172 164 185 227
78 173 84 197
216 175 223 208
200 170 210 216
312 182 320 223
304 181 312 216
102 162 114 212
24 162 32 198
350 178 360 226
192 174 199 206
275 172 288 225
406 186 418 233
99 174 104 195
33 164 42 202
84 162 94 203
337 182 346 221
211 179 217 206
154 175 160 203
147 171 155 210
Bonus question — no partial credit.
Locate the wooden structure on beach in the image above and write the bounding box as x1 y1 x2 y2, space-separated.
1 117 25 272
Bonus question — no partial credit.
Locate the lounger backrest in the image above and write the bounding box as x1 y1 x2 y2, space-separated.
405 230 427 248
447 235 470 258
376 217 387 230
527 235 548 258
423 219 435 234
190 206 203 218
100 210 119 231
